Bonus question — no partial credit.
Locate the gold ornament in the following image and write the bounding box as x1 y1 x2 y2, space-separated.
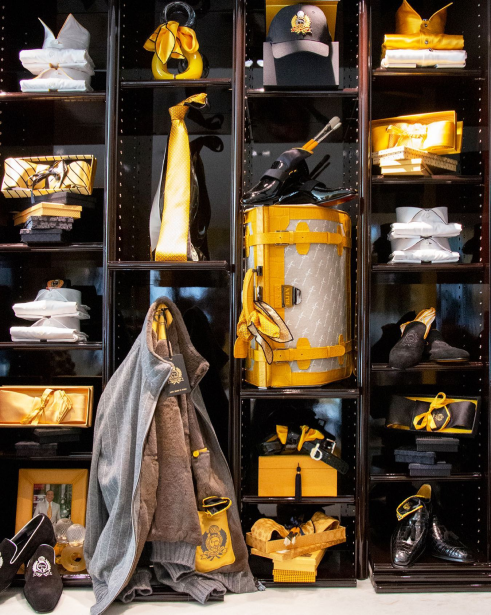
169 366 184 385
291 12 312 35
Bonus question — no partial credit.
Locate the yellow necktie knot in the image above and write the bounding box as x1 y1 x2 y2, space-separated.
169 105 189 121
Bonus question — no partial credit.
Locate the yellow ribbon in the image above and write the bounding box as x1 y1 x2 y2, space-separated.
144 21 199 64
413 392 450 431
234 269 293 364
20 389 73 425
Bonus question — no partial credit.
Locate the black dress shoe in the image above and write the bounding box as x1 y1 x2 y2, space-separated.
429 515 475 563
0 515 56 593
391 484 432 568
425 330 470 363
389 321 427 370
242 148 311 206
278 179 358 206
24 545 63 613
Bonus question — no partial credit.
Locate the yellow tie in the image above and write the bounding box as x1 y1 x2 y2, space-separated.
155 93 208 261
47 502 52 519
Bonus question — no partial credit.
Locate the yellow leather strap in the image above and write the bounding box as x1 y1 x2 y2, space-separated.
248 340 352 363
413 392 451 431
246 230 351 251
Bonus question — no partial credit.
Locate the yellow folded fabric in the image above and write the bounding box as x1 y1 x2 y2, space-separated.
383 33 464 51
396 0 451 35
0 388 90 425
372 111 462 155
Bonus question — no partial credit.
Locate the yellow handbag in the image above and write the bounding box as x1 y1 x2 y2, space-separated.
372 111 462 155
1 155 97 199
196 497 236 573
0 386 93 426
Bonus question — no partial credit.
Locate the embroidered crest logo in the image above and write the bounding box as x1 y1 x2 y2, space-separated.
291 11 312 35
435 413 444 422
403 503 411 510
200 525 228 561
32 556 52 577
169 366 184 385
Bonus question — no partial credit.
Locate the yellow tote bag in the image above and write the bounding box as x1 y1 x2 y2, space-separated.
196 497 236 573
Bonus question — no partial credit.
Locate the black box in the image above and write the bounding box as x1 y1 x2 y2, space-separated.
416 437 460 453
394 446 436 464
409 461 452 477
20 230 69 244
263 41 340 88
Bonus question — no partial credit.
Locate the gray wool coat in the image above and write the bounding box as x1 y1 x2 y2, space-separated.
84 298 256 615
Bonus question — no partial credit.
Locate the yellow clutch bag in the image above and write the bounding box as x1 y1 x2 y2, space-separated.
372 111 462 155
1 155 97 198
0 386 93 427
196 497 235 573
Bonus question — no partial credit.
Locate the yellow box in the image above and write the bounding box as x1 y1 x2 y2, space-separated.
258 455 337 497
266 1 340 40
13 203 82 226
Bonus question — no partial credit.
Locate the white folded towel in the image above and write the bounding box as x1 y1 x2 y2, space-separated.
381 49 467 68
10 316 87 343
20 49 95 76
20 69 93 93
390 237 460 263
13 300 90 320
389 207 462 238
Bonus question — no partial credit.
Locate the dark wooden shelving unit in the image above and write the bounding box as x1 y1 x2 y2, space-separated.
0 0 489 602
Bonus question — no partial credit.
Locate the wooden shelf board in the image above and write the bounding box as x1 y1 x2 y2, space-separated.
0 91 106 102
108 260 229 271
373 68 482 79
372 263 484 274
0 454 93 461
370 472 483 482
120 79 231 89
0 342 102 350
246 88 359 98
242 495 355 504
0 243 103 253
372 361 484 372
372 175 482 185
240 381 359 399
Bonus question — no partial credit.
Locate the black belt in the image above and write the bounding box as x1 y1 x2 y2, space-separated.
386 393 480 437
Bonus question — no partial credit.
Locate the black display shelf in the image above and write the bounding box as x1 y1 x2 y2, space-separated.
371 362 484 372
246 88 359 98
250 550 357 588
373 68 482 79
0 243 104 253
240 382 359 399
107 260 230 271
0 91 106 102
370 472 483 482
0 454 93 461
372 263 485 274
242 495 356 504
372 175 483 185
12 573 92 588
0 342 103 350
120 78 232 89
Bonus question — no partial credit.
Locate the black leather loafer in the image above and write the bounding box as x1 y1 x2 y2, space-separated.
425 330 470 363
0 515 56 593
389 321 427 370
391 484 432 568
429 515 475 563
24 545 63 613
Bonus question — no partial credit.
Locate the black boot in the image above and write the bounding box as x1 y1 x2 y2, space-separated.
425 330 470 363
0 515 56 593
24 544 63 613
429 515 475 563
391 484 432 568
278 179 358 207
389 308 436 370
242 148 311 206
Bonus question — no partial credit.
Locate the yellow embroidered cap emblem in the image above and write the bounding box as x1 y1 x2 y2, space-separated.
403 503 411 510
201 525 228 561
291 11 312 35
169 366 184 385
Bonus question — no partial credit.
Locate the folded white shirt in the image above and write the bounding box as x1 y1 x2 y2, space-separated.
36 288 82 303
13 300 90 320
381 49 467 68
390 206 462 238
390 237 460 263
20 49 95 76
10 316 88 343
20 68 93 92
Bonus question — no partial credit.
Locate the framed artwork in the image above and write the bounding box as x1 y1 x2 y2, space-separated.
15 468 88 533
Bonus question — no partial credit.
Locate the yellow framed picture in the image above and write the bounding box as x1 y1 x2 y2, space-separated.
15 468 88 533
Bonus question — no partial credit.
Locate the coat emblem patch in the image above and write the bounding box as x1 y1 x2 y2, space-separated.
291 11 312 35
169 366 184 385
200 525 228 561
32 556 52 577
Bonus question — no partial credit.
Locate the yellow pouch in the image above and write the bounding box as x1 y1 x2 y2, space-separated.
196 497 235 572
372 111 462 155
0 386 93 426
1 155 97 198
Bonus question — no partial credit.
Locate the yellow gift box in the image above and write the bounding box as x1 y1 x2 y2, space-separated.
372 111 462 155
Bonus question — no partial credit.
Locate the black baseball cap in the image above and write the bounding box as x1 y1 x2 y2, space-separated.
266 4 332 59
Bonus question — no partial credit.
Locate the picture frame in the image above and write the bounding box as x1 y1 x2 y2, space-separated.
15 468 88 533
